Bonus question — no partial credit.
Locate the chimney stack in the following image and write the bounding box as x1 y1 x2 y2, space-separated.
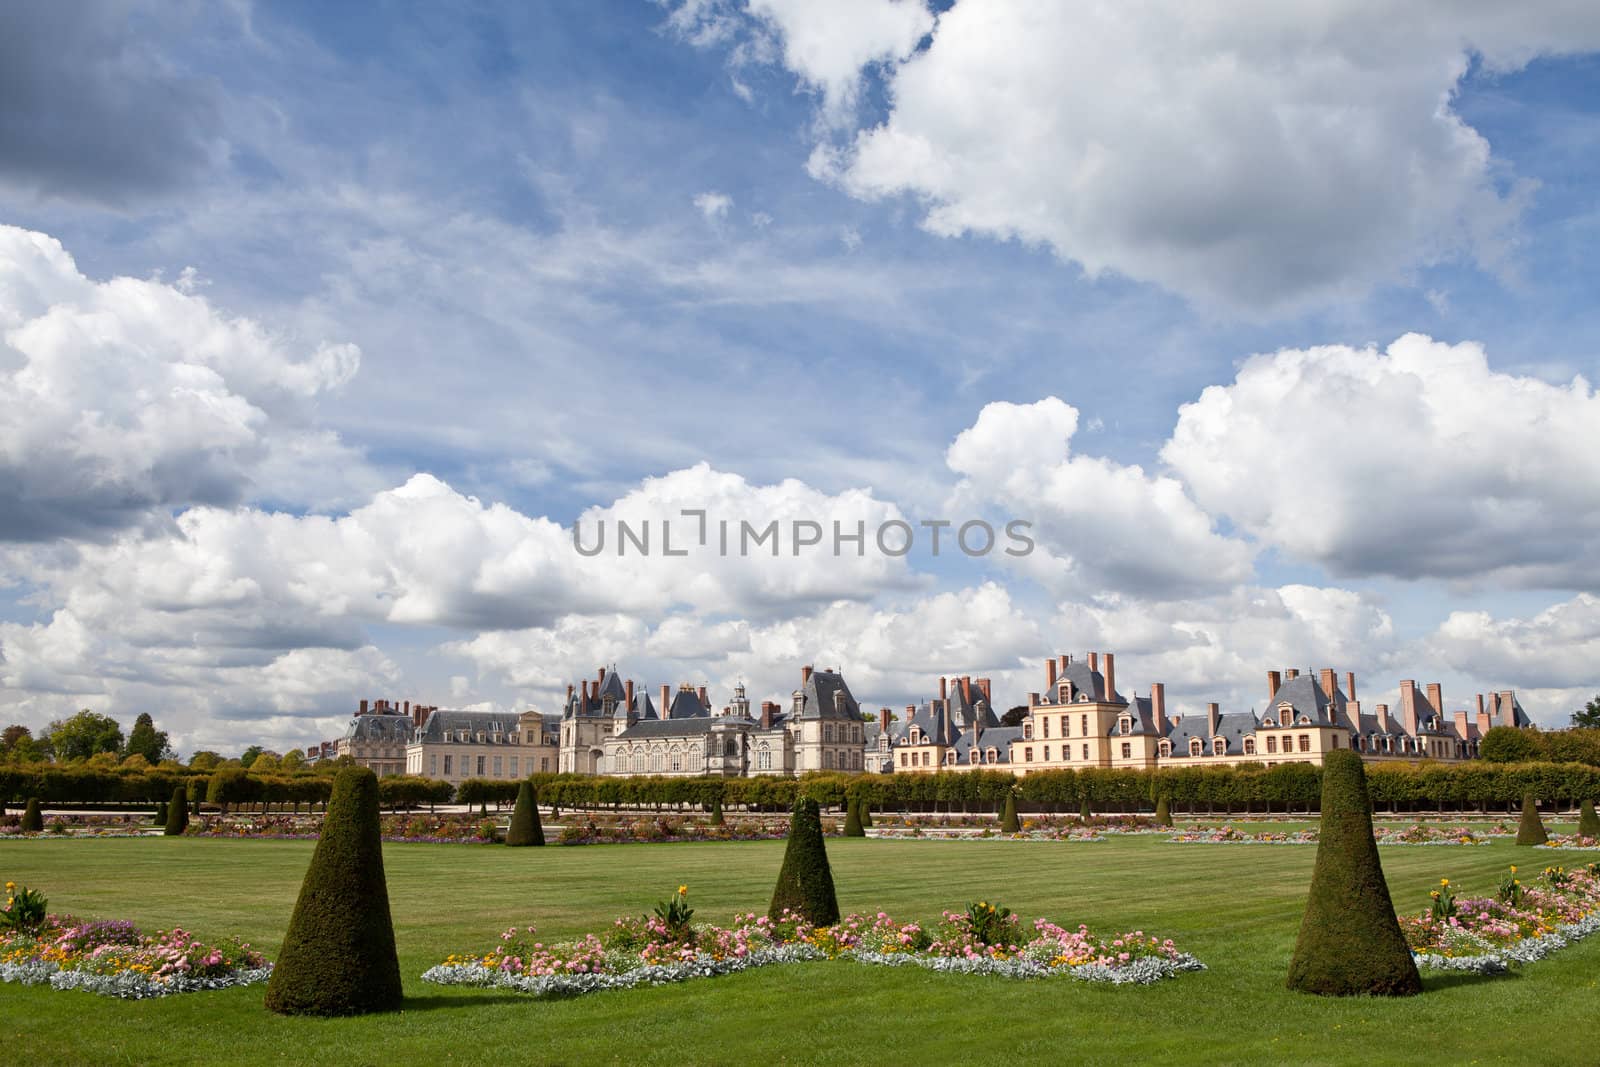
1207 701 1220 737
1376 702 1391 733
1103 652 1116 703
940 676 948 701
1088 652 1099 674
1046 657 1058 687
625 679 634 710
1151 682 1167 734
581 679 590 703
660 683 670 717
1028 691 1039 708
403 700 410 717
697 684 708 708
1286 668 1299 679
597 667 605 686
1345 672 1356 702
1267 670 1281 700
961 675 973 704
1058 654 1069 676
978 677 992 702
359 698 369 715
801 664 813 685
1452 711 1470 741
1319 668 1338 702
1426 683 1443 722
1400 680 1420 736
1498 691 1517 728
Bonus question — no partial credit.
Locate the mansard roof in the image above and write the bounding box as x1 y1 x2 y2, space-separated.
343 713 414 742
1160 711 1258 754
416 709 531 742
1263 674 1345 727
1045 659 1126 705
615 718 717 740
665 687 710 720
796 670 863 721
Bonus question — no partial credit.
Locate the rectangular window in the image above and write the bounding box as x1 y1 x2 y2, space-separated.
899 752 906 766
429 754 437 776
1081 744 1088 761
491 756 502 777
1299 734 1311 753
1062 716 1069 738
443 755 452 776
921 751 930 767
477 755 486 775
1081 715 1088 736
1043 745 1050 761
1266 736 1277 754
1121 743 1131 759
1025 746 1033 762
1042 718 1050 738
541 758 549 772
510 756 518 777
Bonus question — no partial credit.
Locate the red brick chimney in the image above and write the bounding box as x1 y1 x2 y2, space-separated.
1319 668 1338 701
1103 652 1116 703
1286 668 1299 679
760 701 776 729
1345 672 1356 702
1266 671 1281 701
1028 692 1039 708
697 684 708 708
1088 652 1099 675
659 684 670 717
1151 682 1167 734
1376 702 1391 733
596 667 604 686
1058 654 1069 676
1452 711 1470 741
978 678 991 703
1046 657 1058 688
359 698 369 715
1497 691 1517 728
801 664 813 685
581 679 589 703
1400 680 1420 736
1206 702 1220 737
939 676 948 701
625 679 634 710
961 675 972 704
1426 683 1443 722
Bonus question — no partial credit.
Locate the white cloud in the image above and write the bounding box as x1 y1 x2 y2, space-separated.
0 224 372 540
711 1 1600 311
693 190 733 220
1163 334 1600 586
1424 594 1600 691
947 397 1254 598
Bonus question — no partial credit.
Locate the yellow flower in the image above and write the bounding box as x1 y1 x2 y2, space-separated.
1440 878 1450 887
3 882 13 891
677 885 687 895
1509 866 1517 874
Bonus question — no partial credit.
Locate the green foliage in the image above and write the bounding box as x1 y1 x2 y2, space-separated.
768 797 839 925
651 886 695 942
20 797 43 832
264 767 402 1016
1000 706 1029 727
708 795 724 826
842 796 864 837
1498 866 1523 906
1515 793 1548 845
505 781 544 847
1000 792 1020 833
45 710 123 763
1428 878 1457 922
1573 695 1600 731
0 724 50 763
153 801 168 826
1480 726 1537 763
1079 796 1092 820
207 766 253 812
1286 750 1420 997
965 900 1014 946
1578 798 1600 838
1154 795 1173 827
1 881 47 932
858 795 872 829
240 746 264 769
164 785 189 836
188 751 223 771
123 713 171 764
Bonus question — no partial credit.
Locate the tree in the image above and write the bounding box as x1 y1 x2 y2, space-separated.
505 782 544 847
708 795 724 826
264 767 403 1016
154 801 168 826
1578 798 1600 839
20 797 43 832
1154 795 1173 827
240 746 264 769
1000 792 1020 833
1516 793 1548 846
1285 750 1420 997
1480 726 1537 763
249 752 282 774
164 785 189 835
189 751 223 771
281 749 306 772
46 710 123 762
769 797 840 925
0 725 48 763
123 713 171 764
1574 696 1600 731
1001 706 1029 728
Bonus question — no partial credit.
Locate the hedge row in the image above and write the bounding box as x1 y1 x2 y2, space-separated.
0 767 452 812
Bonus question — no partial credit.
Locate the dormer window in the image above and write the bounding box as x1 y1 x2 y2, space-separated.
986 747 998 762
1189 738 1203 756
1243 737 1256 754
1158 740 1172 757
1212 738 1226 755
1022 723 1032 740
1119 716 1132 734
1297 716 1310 726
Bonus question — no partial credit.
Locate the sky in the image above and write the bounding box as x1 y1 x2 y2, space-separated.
2 0 1599 757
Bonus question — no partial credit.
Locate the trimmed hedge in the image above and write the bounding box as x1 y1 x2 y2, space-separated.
1516 793 1549 845
1000 792 1020 833
769 797 839 925
1579 798 1600 839
1154 795 1173 827
164 785 188 835
505 781 544 847
843 797 864 837
265 767 403 1016
20 797 42 832
1286 750 1420 997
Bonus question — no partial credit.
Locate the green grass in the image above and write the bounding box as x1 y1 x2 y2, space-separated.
2 831 1597 1066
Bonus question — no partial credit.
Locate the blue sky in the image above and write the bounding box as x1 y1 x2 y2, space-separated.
2 1 1598 755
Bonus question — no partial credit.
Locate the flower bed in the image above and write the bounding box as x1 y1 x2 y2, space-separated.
1539 834 1600 851
1401 863 1600 975
0 883 270 998
422 890 1203 998
1167 823 1497 846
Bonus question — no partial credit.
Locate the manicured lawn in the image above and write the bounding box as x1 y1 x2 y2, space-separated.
2 830 1595 1065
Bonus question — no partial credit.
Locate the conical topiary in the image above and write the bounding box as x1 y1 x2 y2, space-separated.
1578 798 1600 839
164 785 189 836
264 767 403 1016
858 796 872 829
843 796 865 837
505 781 544 847
1000 792 1020 834
709 795 724 826
769 797 840 925
1285 750 1420 997
1079 796 1092 821
154 801 168 826
1516 793 1548 846
20 797 43 833
1155 795 1173 827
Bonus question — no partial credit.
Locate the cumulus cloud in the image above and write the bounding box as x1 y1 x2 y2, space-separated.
1424 594 1600 691
0 225 371 541
947 397 1254 598
0 3 224 204
693 190 733 220
699 0 1600 311
1163 334 1600 587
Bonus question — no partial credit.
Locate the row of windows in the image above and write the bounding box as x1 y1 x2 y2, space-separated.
427 754 552 779
1030 714 1091 740
822 724 863 744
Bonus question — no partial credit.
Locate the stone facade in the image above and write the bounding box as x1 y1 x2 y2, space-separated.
404 708 558 785
337 699 437 777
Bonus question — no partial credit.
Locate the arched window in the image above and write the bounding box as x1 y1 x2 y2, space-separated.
1243 737 1256 755
945 751 957 765
1119 716 1132 734
1212 738 1226 755
1189 737 1203 756
1022 723 1032 740
650 751 664 772
1158 740 1172 757
986 747 998 762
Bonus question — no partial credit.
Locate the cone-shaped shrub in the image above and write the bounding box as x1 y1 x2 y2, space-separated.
1000 792 1020 834
20 798 43 833
1079 796 1092 821
164 785 189 836
265 767 403 1016
1578 798 1600 839
1155 796 1173 827
154 801 168 826
505 781 544 847
858 797 872 829
843 797 865 837
709 795 724 826
1285 750 1420 997
1516 794 1549 846
769 797 839 925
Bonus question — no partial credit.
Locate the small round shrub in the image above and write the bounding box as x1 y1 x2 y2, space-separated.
20 798 43 833
1286 750 1420 997
505 781 545 847
264 767 403 1016
1000 792 1020 834
769 797 840 925
1516 794 1549 846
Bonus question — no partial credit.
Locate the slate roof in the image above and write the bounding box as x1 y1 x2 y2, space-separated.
1042 659 1126 706
416 709 533 743
665 688 711 720
795 670 864 721
343 713 414 743
615 718 717 740
1160 710 1259 756
563 667 655 720
1262 674 1345 728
